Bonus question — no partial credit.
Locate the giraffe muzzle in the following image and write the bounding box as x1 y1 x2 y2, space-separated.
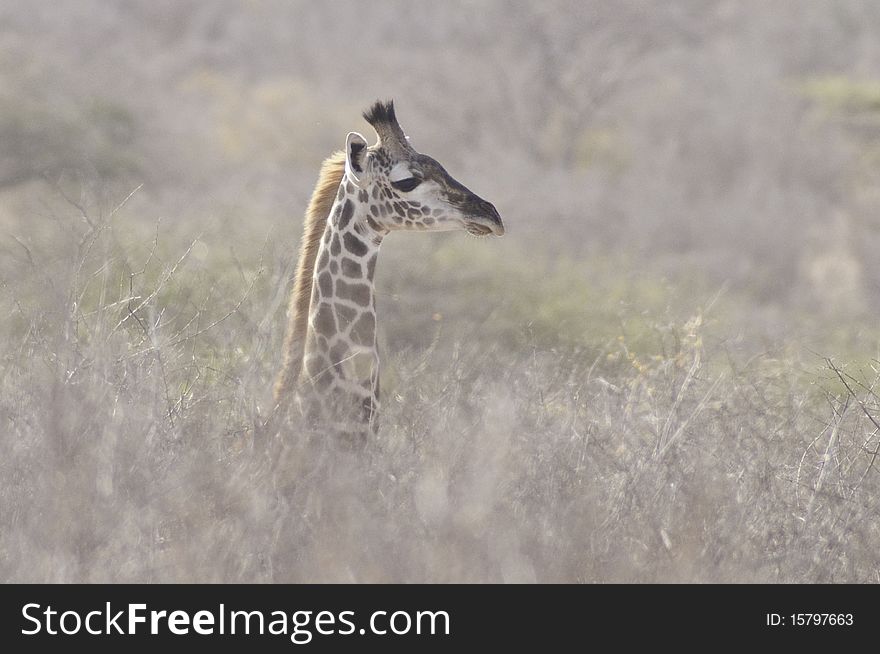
465 200 505 237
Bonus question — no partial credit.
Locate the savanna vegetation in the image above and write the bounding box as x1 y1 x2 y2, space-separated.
2 1 880 582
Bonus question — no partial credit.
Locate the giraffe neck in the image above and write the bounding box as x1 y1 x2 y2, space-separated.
299 185 387 433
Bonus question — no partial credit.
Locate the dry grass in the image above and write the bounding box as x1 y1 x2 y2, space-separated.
3 0 880 584
2 204 879 583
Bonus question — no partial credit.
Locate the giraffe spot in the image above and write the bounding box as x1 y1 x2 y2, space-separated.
313 302 336 335
313 370 332 390
371 187 380 199
335 303 358 328
305 354 332 388
366 254 377 279
379 204 388 217
341 258 362 278
423 216 435 225
330 342 349 373
304 354 322 377
345 181 355 194
317 248 330 271
329 260 339 275
318 271 333 297
358 189 368 203
370 204 379 217
337 279 372 306
338 200 354 230
336 185 345 201
366 217 382 232
351 311 375 345
392 202 404 214
343 233 369 257
331 233 341 256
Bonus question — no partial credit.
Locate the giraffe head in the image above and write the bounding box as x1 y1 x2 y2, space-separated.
343 101 504 237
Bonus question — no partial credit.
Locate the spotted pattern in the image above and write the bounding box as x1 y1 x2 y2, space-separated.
295 119 503 438
299 183 386 436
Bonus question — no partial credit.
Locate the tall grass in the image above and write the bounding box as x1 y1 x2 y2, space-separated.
2 199 878 583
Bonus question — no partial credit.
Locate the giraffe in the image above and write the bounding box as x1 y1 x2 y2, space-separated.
274 100 503 436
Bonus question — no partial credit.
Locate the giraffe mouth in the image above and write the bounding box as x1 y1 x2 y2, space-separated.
464 218 505 237
466 223 494 237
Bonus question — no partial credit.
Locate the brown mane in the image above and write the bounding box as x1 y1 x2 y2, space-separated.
274 151 346 404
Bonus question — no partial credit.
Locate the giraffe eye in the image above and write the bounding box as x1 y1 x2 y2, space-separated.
391 177 422 192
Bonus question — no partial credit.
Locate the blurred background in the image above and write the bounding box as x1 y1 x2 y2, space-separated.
2 1 880 583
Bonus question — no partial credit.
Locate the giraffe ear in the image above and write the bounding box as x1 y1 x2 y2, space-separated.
345 132 368 186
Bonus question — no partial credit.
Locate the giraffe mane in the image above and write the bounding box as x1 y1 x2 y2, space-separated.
274 150 346 404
